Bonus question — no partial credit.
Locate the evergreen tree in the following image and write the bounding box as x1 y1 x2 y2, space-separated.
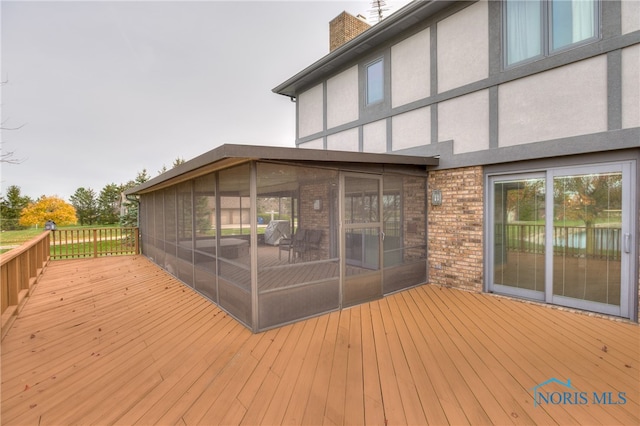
0 185 32 230
70 187 98 225
119 169 150 227
97 183 122 224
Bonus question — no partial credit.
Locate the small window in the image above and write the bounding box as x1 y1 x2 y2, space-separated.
505 0 598 67
366 59 384 105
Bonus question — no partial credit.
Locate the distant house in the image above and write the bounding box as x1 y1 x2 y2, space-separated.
129 0 639 330
272 0 639 321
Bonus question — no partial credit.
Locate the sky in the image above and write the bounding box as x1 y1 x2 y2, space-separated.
1 0 411 201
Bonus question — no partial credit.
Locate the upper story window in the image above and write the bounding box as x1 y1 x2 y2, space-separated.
366 58 384 105
505 0 598 67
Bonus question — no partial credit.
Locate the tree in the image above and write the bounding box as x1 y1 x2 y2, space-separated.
97 183 122 224
158 158 186 175
0 185 32 230
70 187 98 225
19 196 77 228
555 174 622 227
122 169 151 191
1 80 25 164
120 169 151 227
554 173 622 255
0 145 24 164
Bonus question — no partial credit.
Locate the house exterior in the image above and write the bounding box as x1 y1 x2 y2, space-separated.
273 0 640 321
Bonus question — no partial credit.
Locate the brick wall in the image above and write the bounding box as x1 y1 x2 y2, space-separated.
402 176 427 262
329 12 370 52
299 180 334 260
427 166 484 291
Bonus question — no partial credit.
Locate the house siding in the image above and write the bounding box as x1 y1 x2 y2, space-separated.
622 0 640 34
436 0 488 93
327 66 359 129
281 0 639 321
297 83 324 139
622 44 640 129
391 27 430 108
498 56 608 147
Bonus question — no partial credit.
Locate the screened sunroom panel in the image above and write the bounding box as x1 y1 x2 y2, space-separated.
153 191 166 268
160 187 176 276
217 164 252 326
139 194 153 262
176 182 194 286
382 175 427 294
194 173 217 301
256 162 340 330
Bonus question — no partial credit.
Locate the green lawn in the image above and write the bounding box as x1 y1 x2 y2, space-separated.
0 228 45 249
0 225 121 254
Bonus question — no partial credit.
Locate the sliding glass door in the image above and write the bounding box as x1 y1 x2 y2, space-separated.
489 161 634 318
492 174 546 301
548 164 631 316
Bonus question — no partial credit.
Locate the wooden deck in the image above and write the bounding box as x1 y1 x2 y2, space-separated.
1 256 638 425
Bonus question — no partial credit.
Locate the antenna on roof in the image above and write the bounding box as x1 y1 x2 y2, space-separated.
369 0 389 23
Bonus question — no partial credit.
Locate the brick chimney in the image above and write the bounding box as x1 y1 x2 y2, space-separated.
329 12 371 52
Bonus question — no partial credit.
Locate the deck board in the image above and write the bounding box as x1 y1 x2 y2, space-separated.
2 256 638 425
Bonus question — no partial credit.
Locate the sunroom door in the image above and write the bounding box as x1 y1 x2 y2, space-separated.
342 174 383 307
489 162 634 319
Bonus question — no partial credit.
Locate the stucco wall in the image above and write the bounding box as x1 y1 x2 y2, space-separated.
499 56 608 147
363 119 387 153
327 65 359 129
298 84 323 138
299 138 324 150
391 27 430 108
438 89 490 154
622 45 640 129
391 106 430 151
437 0 488 93
327 128 359 151
622 0 640 34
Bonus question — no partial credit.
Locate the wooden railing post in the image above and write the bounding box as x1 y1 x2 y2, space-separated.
93 229 98 258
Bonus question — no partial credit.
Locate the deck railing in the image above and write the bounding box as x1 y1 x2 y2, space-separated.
506 224 622 259
1 231 50 339
1 227 140 339
50 227 139 260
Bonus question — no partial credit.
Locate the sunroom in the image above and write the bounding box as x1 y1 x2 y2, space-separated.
127 144 438 332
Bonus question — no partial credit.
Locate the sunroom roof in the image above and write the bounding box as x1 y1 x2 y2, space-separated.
126 143 439 195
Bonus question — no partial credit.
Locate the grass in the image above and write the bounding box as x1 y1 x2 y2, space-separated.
0 224 122 255
0 225 261 257
0 228 45 249
50 239 137 258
